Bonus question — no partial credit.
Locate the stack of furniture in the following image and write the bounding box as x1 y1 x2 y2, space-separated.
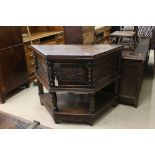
22 26 64 83
64 26 95 44
95 26 112 44
109 31 138 50
32 44 123 125
0 26 29 103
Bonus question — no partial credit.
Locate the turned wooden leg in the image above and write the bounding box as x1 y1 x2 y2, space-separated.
50 92 58 112
88 93 95 114
37 80 44 105
37 80 44 94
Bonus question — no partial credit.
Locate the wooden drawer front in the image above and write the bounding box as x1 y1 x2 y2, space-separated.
53 62 89 87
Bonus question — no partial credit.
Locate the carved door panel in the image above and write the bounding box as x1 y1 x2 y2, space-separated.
53 62 89 87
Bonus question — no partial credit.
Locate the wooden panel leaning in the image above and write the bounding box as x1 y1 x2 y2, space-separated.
64 26 95 44
32 45 123 125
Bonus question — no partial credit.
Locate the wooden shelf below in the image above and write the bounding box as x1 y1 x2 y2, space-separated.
39 91 117 125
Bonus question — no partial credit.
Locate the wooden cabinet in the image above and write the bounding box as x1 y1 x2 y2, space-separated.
0 26 29 103
32 45 122 125
118 38 150 107
64 26 95 44
109 28 151 107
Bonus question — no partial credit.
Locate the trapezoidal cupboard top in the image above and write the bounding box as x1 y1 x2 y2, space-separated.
31 45 123 59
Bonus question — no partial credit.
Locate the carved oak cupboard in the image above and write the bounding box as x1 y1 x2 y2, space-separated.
32 45 122 125
0 26 29 103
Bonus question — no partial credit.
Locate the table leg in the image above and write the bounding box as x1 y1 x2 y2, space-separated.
88 93 95 114
37 80 44 94
50 92 58 112
37 80 44 105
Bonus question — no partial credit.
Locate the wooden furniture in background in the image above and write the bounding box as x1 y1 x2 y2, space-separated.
95 26 112 44
32 45 122 125
109 31 138 50
22 26 64 83
109 28 152 107
118 38 150 107
64 26 95 44
0 26 29 103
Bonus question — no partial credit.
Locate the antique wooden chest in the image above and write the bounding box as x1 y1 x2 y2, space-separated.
32 45 123 125
118 38 150 107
